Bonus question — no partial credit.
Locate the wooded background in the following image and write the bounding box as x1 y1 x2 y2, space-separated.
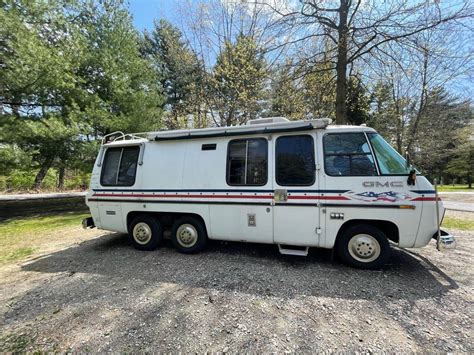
0 0 473 191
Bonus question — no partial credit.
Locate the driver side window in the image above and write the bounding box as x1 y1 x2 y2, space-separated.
323 133 377 176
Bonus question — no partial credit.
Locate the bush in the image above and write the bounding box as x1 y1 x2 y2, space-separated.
64 172 91 190
0 168 90 192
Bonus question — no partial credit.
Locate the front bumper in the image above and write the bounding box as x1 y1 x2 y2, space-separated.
82 217 96 229
432 230 456 250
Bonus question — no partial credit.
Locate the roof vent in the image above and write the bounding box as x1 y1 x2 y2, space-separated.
247 117 290 125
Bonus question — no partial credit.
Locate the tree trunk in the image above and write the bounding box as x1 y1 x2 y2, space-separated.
32 157 53 190
335 1 350 125
57 166 65 190
406 50 429 155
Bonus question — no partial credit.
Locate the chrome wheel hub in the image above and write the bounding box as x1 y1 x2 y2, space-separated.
176 224 198 248
348 234 381 263
133 222 152 245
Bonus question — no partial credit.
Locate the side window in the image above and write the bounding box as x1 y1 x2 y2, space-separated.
276 135 315 186
227 138 268 186
323 133 377 176
101 146 140 186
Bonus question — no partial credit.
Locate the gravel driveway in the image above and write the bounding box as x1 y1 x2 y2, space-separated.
0 225 472 352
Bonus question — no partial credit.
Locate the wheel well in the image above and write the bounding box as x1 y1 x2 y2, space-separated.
126 211 207 233
336 219 399 244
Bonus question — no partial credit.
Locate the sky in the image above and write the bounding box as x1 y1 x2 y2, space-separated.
127 0 473 98
128 0 181 31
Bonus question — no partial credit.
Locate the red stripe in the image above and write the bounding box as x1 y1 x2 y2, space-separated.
93 193 351 201
93 193 273 199
288 195 350 201
411 197 441 202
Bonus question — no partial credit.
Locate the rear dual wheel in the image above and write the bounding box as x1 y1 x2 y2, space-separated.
128 214 207 254
171 216 208 254
129 215 163 251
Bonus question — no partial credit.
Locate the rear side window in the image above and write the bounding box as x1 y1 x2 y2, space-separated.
101 146 140 186
323 133 377 176
276 135 315 186
227 138 268 186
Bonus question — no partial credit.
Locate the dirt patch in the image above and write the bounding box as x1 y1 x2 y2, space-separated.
0 219 472 352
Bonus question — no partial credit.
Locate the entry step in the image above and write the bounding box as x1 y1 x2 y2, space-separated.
278 244 309 256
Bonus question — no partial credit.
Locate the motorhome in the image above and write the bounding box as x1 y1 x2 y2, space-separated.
83 117 455 269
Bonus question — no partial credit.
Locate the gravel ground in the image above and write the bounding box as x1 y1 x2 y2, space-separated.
0 214 472 352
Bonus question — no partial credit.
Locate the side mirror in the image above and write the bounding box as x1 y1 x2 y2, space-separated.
407 169 416 186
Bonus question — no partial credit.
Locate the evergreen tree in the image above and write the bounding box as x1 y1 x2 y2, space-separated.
346 76 370 125
447 126 474 188
413 88 472 179
0 0 164 189
143 19 203 128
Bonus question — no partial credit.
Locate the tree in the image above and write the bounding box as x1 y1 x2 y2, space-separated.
143 19 203 129
346 76 369 125
447 126 474 188
0 0 87 189
262 0 473 124
368 81 404 152
0 0 164 189
75 0 163 136
302 59 336 119
211 34 267 126
270 62 306 120
413 89 472 179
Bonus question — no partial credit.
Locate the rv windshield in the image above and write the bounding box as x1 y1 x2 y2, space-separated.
367 133 410 175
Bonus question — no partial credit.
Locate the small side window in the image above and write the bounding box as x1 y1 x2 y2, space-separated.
101 146 140 186
227 138 268 186
276 135 315 186
202 143 217 151
323 133 377 176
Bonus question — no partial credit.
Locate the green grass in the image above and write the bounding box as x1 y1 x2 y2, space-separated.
0 333 35 352
437 184 473 192
442 216 474 231
0 212 89 264
2 247 36 262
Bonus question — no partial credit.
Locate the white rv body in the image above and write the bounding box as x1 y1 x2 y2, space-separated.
84 118 455 268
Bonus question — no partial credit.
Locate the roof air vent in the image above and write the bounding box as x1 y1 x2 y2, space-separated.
247 117 290 125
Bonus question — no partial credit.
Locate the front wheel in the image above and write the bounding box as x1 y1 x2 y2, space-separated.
335 224 390 269
171 216 208 254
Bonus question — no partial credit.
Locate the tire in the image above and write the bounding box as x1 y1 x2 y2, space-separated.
171 216 208 254
128 215 163 251
335 224 390 270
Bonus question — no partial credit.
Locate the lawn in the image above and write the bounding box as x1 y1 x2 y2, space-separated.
0 212 90 264
442 216 474 231
437 185 473 192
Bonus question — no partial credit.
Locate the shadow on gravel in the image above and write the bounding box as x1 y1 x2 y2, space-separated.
20 232 458 302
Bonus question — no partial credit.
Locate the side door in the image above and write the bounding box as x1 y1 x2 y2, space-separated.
209 137 274 243
272 134 321 247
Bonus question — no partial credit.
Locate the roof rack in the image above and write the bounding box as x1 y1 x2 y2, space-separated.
101 131 148 145
147 118 331 142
